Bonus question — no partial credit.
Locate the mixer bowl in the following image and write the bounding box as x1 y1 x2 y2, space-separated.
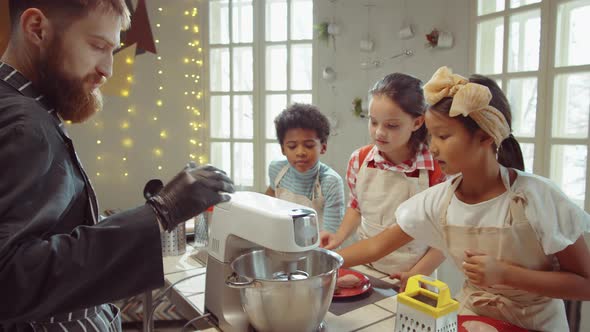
226 248 343 332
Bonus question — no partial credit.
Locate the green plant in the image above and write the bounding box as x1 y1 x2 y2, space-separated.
352 97 365 118
314 22 330 44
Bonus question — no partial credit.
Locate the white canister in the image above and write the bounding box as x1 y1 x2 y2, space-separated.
399 25 414 39
360 39 374 52
436 31 454 48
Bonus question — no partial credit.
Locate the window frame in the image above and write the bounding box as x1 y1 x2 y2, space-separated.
470 0 590 211
204 0 314 192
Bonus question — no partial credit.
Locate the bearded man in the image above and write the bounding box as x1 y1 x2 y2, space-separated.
0 1 234 331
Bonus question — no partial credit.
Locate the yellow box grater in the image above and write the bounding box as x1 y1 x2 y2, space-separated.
395 275 459 332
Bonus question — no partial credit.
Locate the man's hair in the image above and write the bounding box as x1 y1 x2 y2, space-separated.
9 0 131 33
274 103 331 145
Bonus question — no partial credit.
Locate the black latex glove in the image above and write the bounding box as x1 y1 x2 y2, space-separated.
147 162 234 231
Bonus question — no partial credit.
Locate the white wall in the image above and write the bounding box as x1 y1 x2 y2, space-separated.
314 0 472 181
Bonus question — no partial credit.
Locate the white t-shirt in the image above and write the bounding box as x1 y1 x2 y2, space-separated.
395 169 590 256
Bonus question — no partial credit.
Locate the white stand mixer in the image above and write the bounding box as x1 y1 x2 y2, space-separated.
204 191 321 331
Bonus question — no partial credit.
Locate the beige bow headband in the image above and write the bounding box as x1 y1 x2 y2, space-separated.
423 66 511 146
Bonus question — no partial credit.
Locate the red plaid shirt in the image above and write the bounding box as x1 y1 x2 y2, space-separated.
346 144 445 209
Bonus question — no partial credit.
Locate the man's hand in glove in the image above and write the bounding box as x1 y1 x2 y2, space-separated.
147 162 234 231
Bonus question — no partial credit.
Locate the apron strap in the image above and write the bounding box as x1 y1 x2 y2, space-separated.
417 168 430 192
439 175 462 227
312 167 322 201
274 164 290 189
499 166 529 226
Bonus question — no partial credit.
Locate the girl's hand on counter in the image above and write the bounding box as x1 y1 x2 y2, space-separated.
389 271 411 291
462 249 508 287
320 231 342 250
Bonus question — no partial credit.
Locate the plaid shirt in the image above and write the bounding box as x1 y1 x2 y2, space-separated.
347 144 441 209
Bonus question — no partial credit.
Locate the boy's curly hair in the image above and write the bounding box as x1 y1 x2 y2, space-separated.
274 103 330 145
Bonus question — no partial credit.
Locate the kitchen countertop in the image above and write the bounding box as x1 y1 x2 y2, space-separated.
161 244 400 331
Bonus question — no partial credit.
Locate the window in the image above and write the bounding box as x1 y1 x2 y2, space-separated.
472 0 590 210
206 0 313 191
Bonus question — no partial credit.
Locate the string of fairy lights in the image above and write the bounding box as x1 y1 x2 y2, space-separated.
88 3 206 180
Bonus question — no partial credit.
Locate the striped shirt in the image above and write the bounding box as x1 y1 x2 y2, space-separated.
346 144 445 210
269 159 345 233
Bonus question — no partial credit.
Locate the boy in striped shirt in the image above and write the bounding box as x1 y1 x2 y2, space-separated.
265 103 345 235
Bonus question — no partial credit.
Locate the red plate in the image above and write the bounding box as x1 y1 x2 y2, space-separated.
333 268 372 298
458 315 528 332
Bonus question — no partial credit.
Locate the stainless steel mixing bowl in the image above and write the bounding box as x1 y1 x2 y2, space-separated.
226 248 343 332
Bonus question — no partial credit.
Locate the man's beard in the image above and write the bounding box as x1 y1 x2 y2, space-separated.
37 38 103 123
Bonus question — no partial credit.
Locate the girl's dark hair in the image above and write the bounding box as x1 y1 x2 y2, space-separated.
370 73 427 155
429 74 525 171
275 103 330 145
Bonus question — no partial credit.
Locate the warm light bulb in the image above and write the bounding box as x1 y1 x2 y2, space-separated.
193 26 199 33
124 172 129 177
121 89 129 97
158 7 163 11
125 57 133 64
156 23 161 27
158 70 163 74
155 39 160 44
97 140 102 144
126 75 133 83
184 25 189 30
159 86 164 90
97 156 102 160
190 139 197 145
160 130 168 138
122 138 133 148
123 157 127 161
153 148 162 157
120 121 130 129
153 117 158 121
96 172 101 176
158 166 163 170
156 100 163 107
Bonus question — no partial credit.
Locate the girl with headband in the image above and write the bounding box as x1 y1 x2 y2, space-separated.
337 66 590 331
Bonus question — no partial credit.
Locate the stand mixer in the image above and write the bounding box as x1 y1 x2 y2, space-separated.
204 191 322 331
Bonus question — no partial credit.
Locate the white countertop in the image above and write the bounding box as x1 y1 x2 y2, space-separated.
162 244 399 332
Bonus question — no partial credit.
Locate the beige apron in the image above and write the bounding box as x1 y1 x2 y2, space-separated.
356 153 430 274
440 166 568 332
275 164 325 230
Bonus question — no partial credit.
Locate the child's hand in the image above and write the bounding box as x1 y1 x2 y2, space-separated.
462 250 506 287
319 231 341 249
389 272 411 291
